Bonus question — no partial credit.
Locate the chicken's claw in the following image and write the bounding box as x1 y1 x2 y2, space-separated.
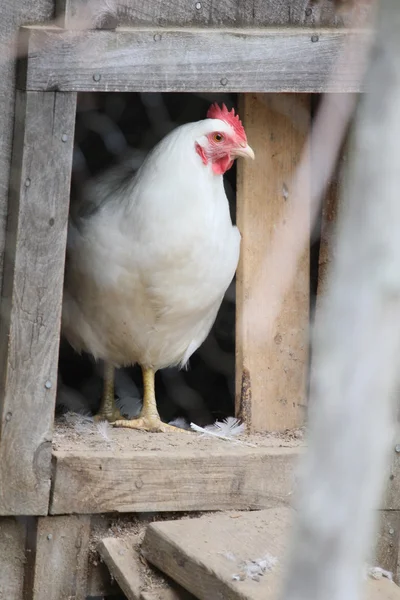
113 417 190 433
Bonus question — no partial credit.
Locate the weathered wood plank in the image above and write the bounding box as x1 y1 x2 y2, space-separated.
50 444 300 514
142 508 400 600
384 447 400 512
18 27 370 94
375 511 400 582
98 536 142 600
31 515 91 600
0 91 76 515
55 0 350 29
0 518 27 600
0 0 53 300
99 535 196 600
236 93 310 432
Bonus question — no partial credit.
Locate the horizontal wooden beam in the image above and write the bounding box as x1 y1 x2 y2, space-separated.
49 427 400 514
55 0 349 29
49 442 300 514
18 26 370 93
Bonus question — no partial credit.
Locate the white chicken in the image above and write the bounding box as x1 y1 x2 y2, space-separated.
62 103 254 432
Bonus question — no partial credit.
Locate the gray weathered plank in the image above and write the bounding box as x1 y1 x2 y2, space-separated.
50 445 300 514
375 511 400 583
236 93 310 432
55 0 349 29
142 508 400 600
98 536 142 600
18 27 370 93
0 91 76 515
31 515 91 600
0 0 53 296
99 534 196 600
0 518 27 600
384 446 400 511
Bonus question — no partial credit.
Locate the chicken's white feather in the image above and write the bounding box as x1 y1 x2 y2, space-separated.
205 416 245 437
62 118 241 373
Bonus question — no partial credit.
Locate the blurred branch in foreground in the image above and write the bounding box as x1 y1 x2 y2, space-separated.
281 1 400 599
242 3 375 345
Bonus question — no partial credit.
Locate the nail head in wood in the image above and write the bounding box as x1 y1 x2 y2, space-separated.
311 34 319 42
93 73 101 82
45 380 52 389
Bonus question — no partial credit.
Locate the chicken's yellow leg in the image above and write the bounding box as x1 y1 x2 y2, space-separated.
94 362 125 422
114 366 188 433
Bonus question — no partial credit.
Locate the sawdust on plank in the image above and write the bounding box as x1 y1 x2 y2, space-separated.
52 414 305 454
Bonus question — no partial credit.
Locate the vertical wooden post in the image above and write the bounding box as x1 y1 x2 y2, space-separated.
0 91 76 515
0 518 27 600
0 0 53 285
30 515 91 600
236 93 310 432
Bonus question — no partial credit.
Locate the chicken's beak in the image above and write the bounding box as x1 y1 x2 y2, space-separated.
233 143 255 160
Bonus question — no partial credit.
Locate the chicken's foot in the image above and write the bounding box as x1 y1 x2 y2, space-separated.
114 366 188 433
94 362 126 422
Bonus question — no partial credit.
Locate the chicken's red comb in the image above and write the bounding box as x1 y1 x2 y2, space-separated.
207 103 247 142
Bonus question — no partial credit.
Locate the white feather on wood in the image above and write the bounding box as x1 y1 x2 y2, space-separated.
205 416 245 437
190 418 254 446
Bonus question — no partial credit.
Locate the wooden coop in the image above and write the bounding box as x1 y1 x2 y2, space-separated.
1 1 400 599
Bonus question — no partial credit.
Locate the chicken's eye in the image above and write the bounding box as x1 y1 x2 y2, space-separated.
213 133 224 143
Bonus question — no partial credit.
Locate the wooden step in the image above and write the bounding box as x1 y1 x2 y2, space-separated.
98 535 195 600
141 508 400 600
50 427 302 514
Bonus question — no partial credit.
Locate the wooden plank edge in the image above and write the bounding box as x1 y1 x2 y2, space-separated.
49 446 302 514
17 26 372 93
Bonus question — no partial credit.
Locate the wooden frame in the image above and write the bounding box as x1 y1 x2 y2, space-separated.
18 26 369 93
2 11 400 599
0 22 369 519
0 91 76 515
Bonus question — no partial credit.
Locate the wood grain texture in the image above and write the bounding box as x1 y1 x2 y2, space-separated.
18 27 370 93
0 0 53 293
50 446 299 514
98 536 142 600
0 518 27 600
31 515 90 600
141 508 290 600
375 511 400 583
236 94 310 432
384 449 400 511
99 535 196 600
0 91 76 515
142 508 400 600
55 0 351 29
